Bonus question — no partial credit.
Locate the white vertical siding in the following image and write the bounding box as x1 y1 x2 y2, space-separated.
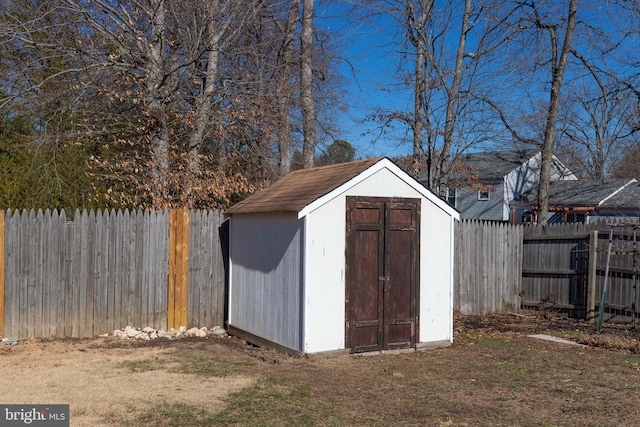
419 204 455 343
229 213 303 351
303 206 347 353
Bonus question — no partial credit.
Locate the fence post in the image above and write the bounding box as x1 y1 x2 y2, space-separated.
0 210 4 337
586 230 598 321
168 209 190 329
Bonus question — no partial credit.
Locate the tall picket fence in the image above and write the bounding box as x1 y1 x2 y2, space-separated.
5 210 634 339
0 209 226 339
455 220 524 315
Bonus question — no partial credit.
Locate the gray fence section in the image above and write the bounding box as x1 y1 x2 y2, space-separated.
3 209 226 339
454 219 640 322
455 220 524 315
187 210 227 329
521 222 596 316
592 226 640 323
519 222 640 322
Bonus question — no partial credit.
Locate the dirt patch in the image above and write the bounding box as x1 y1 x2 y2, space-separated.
0 312 639 426
0 337 255 426
456 310 640 353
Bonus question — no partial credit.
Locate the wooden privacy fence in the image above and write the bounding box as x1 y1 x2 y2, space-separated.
521 223 596 318
6 210 636 338
0 208 227 339
522 222 640 324
455 220 524 315
591 226 640 324
455 219 640 322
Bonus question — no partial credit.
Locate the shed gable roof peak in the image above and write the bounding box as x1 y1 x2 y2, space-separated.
225 157 385 215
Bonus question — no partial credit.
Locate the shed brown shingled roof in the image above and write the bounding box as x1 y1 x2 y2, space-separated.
226 157 385 214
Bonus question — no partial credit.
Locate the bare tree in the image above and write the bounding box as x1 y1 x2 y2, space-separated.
362 0 514 191
300 0 316 169
433 0 472 191
404 0 432 180
557 80 640 179
1 0 333 207
274 0 301 176
487 0 640 223
533 0 578 225
187 1 239 177
52 0 259 207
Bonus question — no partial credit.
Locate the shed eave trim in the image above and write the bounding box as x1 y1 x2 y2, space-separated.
297 158 460 220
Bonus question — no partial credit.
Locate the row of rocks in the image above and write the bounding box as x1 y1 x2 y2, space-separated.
105 325 226 341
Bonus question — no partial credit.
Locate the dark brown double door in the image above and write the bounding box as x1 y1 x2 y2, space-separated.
346 196 420 353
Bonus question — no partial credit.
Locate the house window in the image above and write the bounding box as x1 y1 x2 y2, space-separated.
446 188 456 207
478 190 490 201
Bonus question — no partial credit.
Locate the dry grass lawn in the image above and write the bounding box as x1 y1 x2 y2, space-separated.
0 311 638 426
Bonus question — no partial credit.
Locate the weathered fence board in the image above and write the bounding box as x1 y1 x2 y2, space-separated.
1 208 225 339
592 225 640 324
455 220 524 315
188 210 226 329
521 222 597 316
522 222 640 324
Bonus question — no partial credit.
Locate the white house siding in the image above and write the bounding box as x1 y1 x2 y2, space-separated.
507 153 577 224
504 159 539 202
504 153 576 204
229 213 303 351
302 167 455 353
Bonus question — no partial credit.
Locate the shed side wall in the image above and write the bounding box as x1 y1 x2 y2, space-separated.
229 213 302 351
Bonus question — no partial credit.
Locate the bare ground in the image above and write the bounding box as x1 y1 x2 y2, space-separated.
1 311 639 426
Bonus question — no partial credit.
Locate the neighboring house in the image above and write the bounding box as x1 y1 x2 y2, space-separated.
430 149 576 223
226 157 459 355
519 178 640 224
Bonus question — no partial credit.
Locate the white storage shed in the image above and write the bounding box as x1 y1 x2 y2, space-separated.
226 157 460 355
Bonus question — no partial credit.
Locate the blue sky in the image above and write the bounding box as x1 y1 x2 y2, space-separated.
316 4 414 160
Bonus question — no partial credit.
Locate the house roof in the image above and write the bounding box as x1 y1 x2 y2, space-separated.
453 149 540 181
226 157 460 219
599 181 640 208
522 178 640 207
226 157 385 214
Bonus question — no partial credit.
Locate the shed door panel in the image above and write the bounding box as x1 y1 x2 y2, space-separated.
346 197 419 353
385 202 418 349
348 202 385 353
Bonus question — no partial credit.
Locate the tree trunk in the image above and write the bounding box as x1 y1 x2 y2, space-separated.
408 0 432 181
436 0 471 196
277 0 301 176
188 0 224 178
300 0 315 169
537 0 578 225
412 44 425 181
146 0 170 207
